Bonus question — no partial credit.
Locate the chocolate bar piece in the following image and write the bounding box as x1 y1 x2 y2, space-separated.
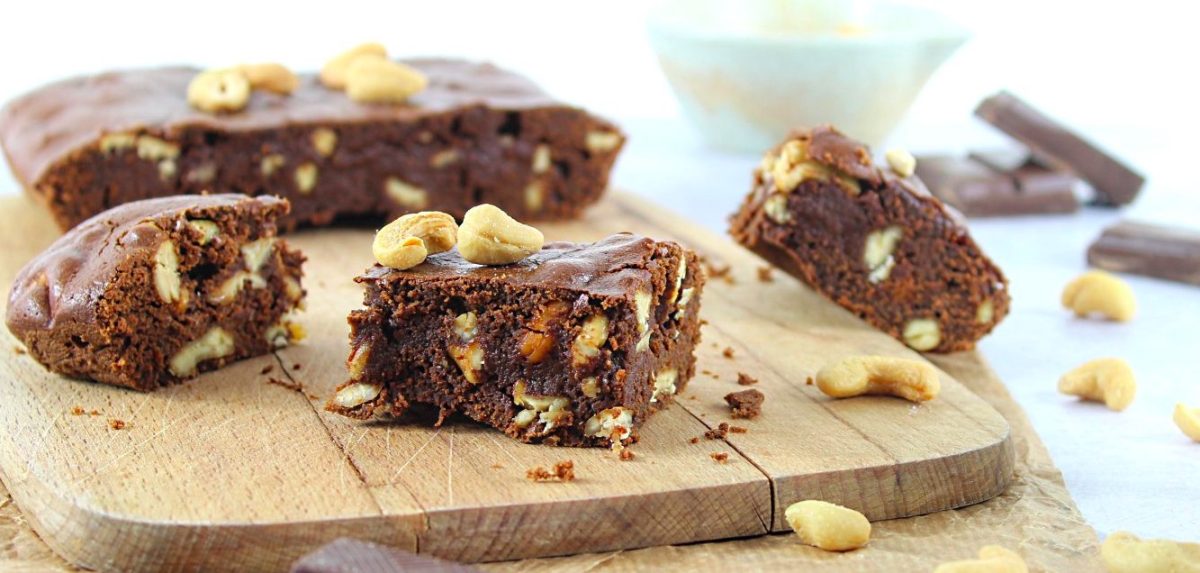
730 126 1010 353
0 59 624 231
291 538 478 573
975 91 1144 205
328 233 705 448
1087 221 1200 285
914 153 1079 217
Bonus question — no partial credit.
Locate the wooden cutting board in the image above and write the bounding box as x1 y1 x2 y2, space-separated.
0 193 1013 572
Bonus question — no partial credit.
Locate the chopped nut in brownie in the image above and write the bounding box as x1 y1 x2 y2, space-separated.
526 460 576 482
710 452 730 464
757 266 775 282
725 389 765 419
737 372 759 386
108 419 127 430
722 347 735 359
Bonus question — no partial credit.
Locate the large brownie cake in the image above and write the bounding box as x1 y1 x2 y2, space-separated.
0 59 624 231
730 126 1009 353
327 233 705 448
6 194 306 390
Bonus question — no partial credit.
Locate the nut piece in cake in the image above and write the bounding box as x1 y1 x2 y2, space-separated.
327 233 705 447
5 195 306 391
730 125 1010 353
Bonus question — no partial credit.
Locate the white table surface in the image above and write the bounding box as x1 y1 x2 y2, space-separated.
1 115 1197 545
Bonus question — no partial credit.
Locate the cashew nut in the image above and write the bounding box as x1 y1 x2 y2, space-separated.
1101 531 1200 573
784 500 871 552
816 355 940 403
934 545 1028 573
345 57 428 104
237 62 299 94
372 211 458 270
1174 403 1200 442
1058 358 1136 411
187 68 251 113
1062 270 1136 322
457 204 544 265
885 149 917 178
320 42 388 89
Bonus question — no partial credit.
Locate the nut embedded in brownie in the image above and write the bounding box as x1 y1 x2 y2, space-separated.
5 194 306 391
327 233 705 448
729 125 1010 353
0 58 625 231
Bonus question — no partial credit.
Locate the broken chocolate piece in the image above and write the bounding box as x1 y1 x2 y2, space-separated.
915 152 1079 217
1087 221 1200 286
291 538 478 573
975 91 1144 205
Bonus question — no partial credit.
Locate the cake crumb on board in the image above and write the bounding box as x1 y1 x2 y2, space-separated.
737 372 758 386
710 452 730 464
108 419 127 430
527 460 575 482
722 347 735 359
725 389 765 419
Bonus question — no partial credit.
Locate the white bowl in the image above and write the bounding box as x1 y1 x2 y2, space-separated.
647 0 969 152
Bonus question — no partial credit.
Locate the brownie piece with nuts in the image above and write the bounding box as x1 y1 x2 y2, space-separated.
729 126 1009 353
327 233 704 448
0 59 624 231
5 194 305 390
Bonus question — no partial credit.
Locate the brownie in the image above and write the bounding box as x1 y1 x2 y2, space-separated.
0 59 624 231
724 389 764 419
6 194 305 390
729 126 1010 353
327 233 705 448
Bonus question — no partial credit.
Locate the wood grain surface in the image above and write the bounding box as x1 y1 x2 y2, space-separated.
0 193 1013 571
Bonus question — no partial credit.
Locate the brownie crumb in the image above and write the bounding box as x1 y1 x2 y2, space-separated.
756 266 775 283
108 419 127 430
292 363 302 371
806 376 815 386
69 406 85 416
619 449 636 461
701 258 736 285
722 347 735 359
491 463 504 469
89 409 100 416
730 425 748 434
737 372 759 386
527 460 575 482
710 452 730 464
689 437 700 444
267 376 303 392
13 345 26 355
725 389 765 419
704 422 731 440
260 364 274 375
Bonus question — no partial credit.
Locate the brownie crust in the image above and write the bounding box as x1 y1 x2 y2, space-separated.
0 59 624 231
328 233 705 448
730 126 1009 353
6 194 306 390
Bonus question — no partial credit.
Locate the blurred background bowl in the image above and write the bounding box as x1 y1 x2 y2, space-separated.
646 0 969 153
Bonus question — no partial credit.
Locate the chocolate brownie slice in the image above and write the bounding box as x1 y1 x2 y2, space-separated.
0 59 624 231
6 194 305 390
730 126 1009 353
327 233 704 448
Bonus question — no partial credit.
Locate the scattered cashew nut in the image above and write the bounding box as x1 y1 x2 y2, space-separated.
1058 358 1136 411
1062 270 1136 322
237 62 299 94
320 42 388 89
1101 531 1200 573
934 545 1028 573
457 204 544 265
816 355 940 403
1174 403 1200 442
345 57 428 104
187 69 251 113
784 500 871 552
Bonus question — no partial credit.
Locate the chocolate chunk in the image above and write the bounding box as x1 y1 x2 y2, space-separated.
915 152 1080 217
0 59 623 231
732 127 1010 353
291 538 478 573
326 233 706 448
1087 221 1200 285
5 195 306 390
975 91 1144 205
